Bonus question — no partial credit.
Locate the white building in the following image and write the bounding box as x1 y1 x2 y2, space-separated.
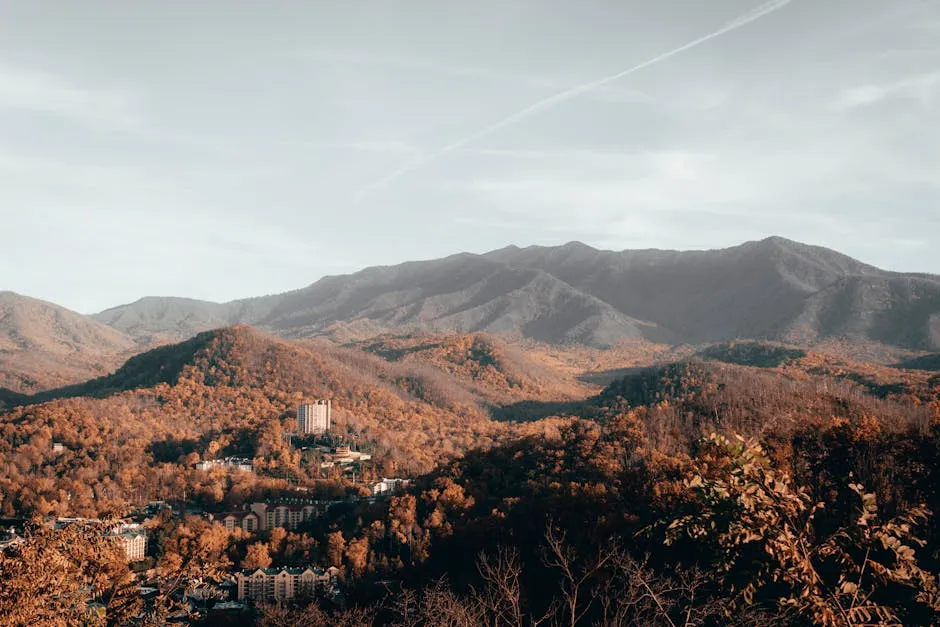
53 518 147 562
372 478 411 496
297 400 331 434
111 523 148 561
235 566 339 602
195 457 254 472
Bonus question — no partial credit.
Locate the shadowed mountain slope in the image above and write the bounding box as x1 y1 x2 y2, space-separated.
88 237 940 350
896 353 940 372
0 386 28 411
28 329 221 403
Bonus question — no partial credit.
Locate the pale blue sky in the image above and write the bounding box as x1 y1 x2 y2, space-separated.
1 0 938 313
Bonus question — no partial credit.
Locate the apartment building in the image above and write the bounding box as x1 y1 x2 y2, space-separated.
297 400 331 434
219 511 260 533
53 518 148 562
111 523 148 561
235 566 339 602
249 502 320 531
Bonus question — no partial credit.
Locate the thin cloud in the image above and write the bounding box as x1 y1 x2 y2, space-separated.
0 151 187 204
462 148 714 173
875 48 940 59
0 64 140 129
454 133 921 222
833 71 940 110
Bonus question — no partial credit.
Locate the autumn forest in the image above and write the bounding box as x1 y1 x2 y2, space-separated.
1 325 939 626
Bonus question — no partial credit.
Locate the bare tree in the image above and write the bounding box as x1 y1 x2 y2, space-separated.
541 524 614 627
419 579 482 627
473 546 524 627
594 551 723 627
259 602 376 627
389 578 481 627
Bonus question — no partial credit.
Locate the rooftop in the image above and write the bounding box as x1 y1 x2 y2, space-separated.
239 565 332 576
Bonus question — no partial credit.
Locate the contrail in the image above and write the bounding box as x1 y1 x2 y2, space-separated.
356 0 795 198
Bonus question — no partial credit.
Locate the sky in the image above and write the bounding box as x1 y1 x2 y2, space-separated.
1 0 939 314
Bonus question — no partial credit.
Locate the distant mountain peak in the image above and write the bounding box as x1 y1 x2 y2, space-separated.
759 235 798 245
560 240 597 251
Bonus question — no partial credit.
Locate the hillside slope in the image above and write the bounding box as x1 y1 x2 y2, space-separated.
0 291 140 393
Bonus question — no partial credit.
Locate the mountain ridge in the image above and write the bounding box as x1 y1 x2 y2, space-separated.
4 236 939 395
86 236 940 351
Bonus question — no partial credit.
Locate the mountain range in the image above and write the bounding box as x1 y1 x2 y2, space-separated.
3 237 939 392
93 236 940 347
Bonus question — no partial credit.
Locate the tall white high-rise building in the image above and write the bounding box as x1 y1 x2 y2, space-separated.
297 400 331 434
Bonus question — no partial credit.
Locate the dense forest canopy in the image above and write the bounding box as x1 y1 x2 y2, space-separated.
1 327 939 625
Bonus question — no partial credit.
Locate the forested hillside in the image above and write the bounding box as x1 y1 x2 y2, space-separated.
0 327 591 517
